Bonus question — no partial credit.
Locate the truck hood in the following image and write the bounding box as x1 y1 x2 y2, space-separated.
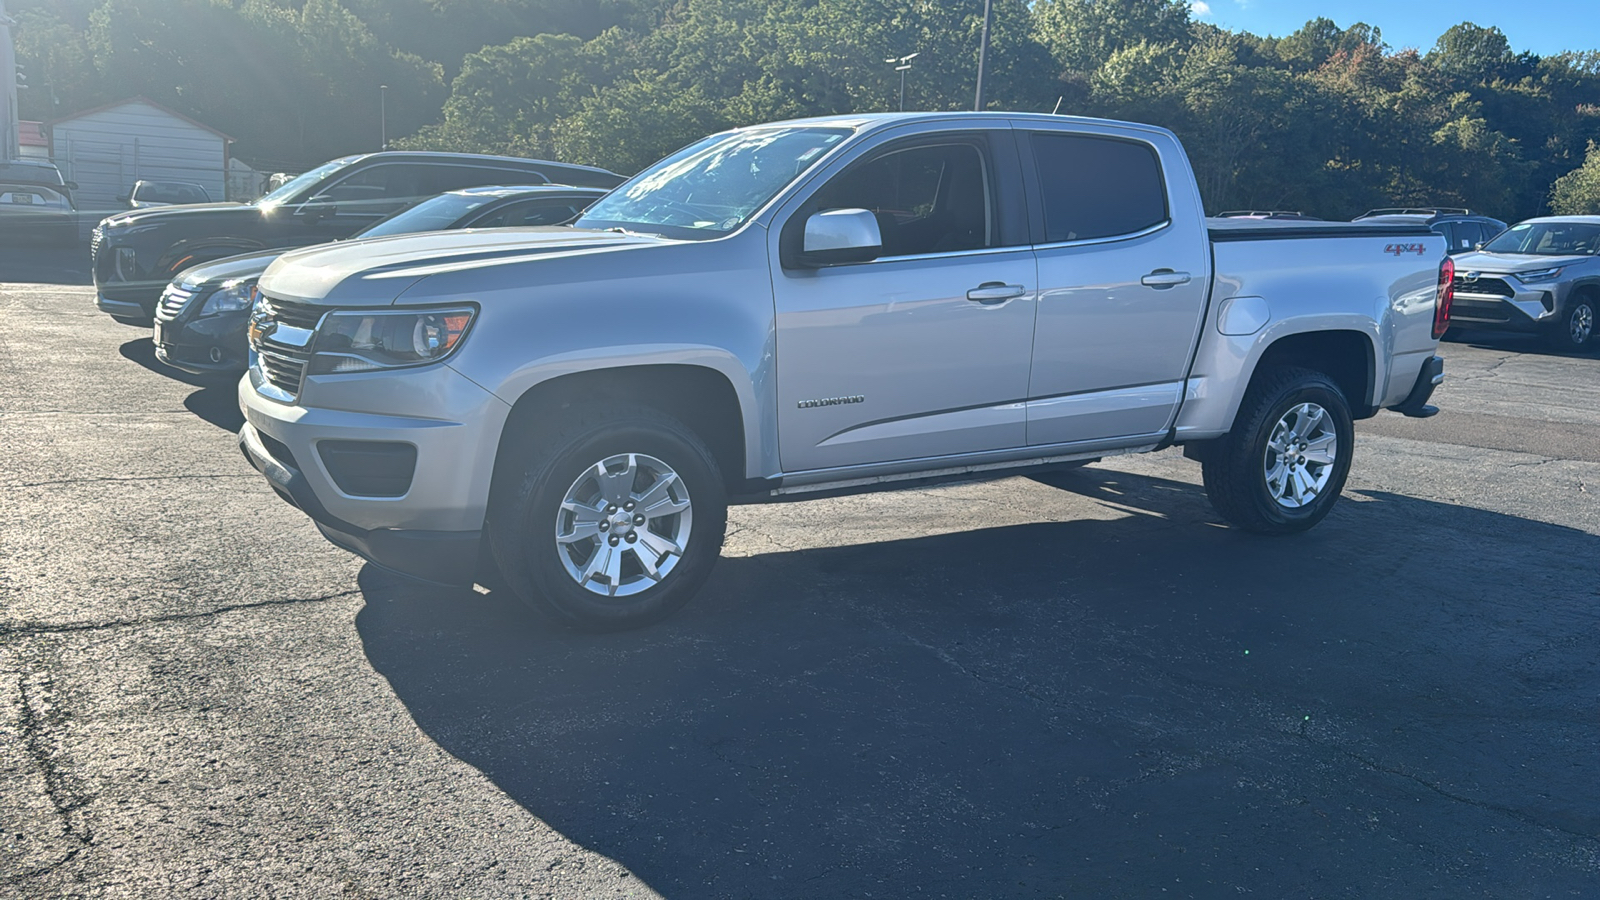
259 227 679 306
176 249 285 289
99 201 251 230
1450 250 1595 274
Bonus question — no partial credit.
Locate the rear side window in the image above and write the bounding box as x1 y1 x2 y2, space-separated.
471 199 586 228
421 165 547 194
1029 133 1168 243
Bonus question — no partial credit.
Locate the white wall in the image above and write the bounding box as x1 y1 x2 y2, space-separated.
51 100 229 216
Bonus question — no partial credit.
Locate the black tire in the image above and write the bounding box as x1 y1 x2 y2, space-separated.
488 406 727 632
1544 293 1597 353
1201 366 1354 535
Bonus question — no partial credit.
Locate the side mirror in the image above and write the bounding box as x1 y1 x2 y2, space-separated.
799 209 882 267
65 181 79 191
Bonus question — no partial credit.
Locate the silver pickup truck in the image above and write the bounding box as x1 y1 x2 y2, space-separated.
238 112 1452 630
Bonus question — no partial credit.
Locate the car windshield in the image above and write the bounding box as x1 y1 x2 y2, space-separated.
257 158 356 207
355 192 497 238
1482 221 1600 256
573 126 852 240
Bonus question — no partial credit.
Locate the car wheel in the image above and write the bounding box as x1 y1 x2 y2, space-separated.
1201 366 1354 535
1545 294 1596 353
488 407 727 632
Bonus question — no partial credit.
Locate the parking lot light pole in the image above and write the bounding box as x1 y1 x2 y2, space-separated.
380 84 388 150
974 0 993 111
884 52 919 111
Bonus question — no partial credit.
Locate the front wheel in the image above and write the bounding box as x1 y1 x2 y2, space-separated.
1545 294 1596 353
488 408 727 631
1201 367 1354 535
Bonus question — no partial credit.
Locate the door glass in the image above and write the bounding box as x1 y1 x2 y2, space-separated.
808 143 993 257
1030 133 1167 242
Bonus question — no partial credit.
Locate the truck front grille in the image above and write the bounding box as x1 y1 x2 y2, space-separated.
252 293 324 398
156 284 195 322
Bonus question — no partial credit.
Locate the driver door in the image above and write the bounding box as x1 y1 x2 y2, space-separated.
768 130 1038 474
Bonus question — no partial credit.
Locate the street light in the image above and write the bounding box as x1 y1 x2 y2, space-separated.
379 84 388 150
884 52 918 112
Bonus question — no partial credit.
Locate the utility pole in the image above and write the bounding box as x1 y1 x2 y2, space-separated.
379 84 388 151
884 52 918 112
0 0 19 161
973 0 993 112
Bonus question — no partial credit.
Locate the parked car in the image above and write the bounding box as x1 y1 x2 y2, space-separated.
125 180 213 208
239 112 1450 631
153 184 608 375
91 151 624 323
1443 216 1600 352
0 159 78 244
1353 208 1506 256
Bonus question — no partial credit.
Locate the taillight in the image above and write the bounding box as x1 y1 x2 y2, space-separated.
1433 256 1455 340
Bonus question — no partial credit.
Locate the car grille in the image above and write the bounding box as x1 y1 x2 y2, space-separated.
155 284 196 322
1452 276 1515 299
252 294 326 397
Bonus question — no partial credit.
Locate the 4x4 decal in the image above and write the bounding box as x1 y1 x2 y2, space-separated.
1384 243 1429 257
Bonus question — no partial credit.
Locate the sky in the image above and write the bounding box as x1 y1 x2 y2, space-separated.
1189 0 1600 57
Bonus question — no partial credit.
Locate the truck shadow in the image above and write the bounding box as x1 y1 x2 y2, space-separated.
354 471 1600 898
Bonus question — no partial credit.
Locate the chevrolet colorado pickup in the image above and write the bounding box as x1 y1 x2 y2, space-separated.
238 112 1452 631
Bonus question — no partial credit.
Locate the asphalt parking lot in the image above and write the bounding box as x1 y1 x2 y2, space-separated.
3 266 1598 897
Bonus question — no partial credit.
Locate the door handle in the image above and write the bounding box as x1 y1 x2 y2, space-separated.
1141 269 1192 288
967 283 1026 304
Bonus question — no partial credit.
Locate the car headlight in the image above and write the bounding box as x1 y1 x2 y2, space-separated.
306 306 476 375
1514 267 1564 284
200 280 257 316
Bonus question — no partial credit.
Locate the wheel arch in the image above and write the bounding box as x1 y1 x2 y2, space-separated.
489 362 754 508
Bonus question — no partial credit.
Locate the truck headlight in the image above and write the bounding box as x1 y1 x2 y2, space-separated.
306 306 476 375
200 280 257 316
1514 267 1564 284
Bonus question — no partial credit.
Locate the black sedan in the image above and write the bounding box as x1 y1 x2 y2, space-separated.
152 184 607 375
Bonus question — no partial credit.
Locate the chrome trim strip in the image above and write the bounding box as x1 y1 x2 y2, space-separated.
1031 219 1171 251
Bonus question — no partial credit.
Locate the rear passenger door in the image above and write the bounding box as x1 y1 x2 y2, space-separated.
1020 125 1212 446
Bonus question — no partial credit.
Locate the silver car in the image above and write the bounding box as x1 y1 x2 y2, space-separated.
1446 216 1600 352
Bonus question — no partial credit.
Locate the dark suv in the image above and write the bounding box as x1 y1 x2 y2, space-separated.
0 159 78 244
92 151 624 322
1352 208 1506 256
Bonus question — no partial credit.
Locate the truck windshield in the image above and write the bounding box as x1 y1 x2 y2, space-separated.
574 126 852 240
1482 221 1600 256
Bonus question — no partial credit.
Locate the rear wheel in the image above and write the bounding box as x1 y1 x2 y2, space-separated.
1545 294 1596 353
1201 367 1354 534
488 407 727 631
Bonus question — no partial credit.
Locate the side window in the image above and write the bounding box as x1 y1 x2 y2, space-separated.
472 199 584 228
422 165 547 194
1029 132 1168 243
316 165 428 217
808 142 994 257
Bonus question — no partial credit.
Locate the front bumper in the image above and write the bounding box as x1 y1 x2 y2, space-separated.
239 423 481 585
237 359 512 587
154 307 249 375
1449 276 1559 332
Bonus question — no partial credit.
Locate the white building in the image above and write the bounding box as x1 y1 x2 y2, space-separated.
48 97 234 214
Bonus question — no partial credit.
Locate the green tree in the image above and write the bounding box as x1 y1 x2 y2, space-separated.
1550 141 1600 213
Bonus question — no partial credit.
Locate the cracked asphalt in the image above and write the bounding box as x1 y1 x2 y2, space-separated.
2 270 1598 898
